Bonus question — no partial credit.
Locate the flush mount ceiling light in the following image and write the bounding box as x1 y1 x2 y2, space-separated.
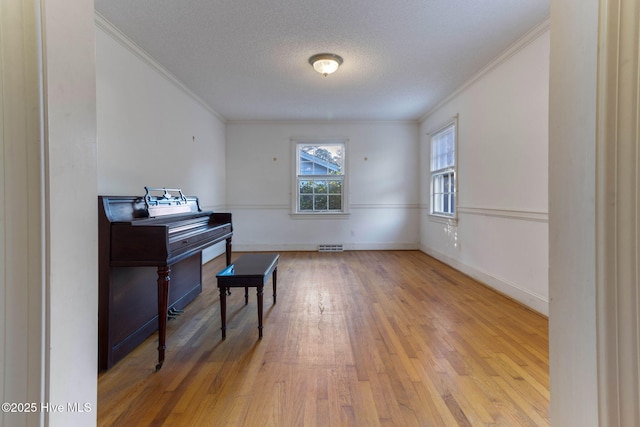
309 53 343 77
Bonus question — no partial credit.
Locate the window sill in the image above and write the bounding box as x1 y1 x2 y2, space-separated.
290 212 351 220
428 213 458 225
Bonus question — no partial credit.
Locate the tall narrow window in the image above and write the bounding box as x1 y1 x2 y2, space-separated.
294 141 346 214
430 118 457 217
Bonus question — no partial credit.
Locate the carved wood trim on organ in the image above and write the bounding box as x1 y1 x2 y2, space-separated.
98 194 232 371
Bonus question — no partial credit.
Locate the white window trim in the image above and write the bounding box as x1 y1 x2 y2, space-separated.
428 116 458 223
290 138 350 219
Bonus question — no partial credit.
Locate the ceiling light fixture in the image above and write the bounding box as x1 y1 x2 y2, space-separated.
309 53 343 77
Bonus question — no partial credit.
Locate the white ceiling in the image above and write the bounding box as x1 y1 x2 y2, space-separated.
94 0 549 122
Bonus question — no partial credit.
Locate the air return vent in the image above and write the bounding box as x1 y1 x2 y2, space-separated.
318 244 344 252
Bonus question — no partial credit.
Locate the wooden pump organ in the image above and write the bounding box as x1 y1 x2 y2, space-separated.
98 188 232 370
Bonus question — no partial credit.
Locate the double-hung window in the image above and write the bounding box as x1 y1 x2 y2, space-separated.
294 140 346 214
430 118 457 218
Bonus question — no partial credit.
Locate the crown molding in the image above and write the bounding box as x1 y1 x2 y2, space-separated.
226 119 419 125
418 17 550 123
94 12 226 123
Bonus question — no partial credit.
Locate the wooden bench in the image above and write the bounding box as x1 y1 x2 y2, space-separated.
216 253 279 339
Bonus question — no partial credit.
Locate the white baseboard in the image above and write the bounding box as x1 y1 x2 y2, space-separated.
232 242 419 252
420 245 548 316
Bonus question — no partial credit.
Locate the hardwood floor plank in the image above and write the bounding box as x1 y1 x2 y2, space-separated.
98 251 549 426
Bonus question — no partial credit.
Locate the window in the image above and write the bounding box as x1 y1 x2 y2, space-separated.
430 118 457 217
294 140 346 214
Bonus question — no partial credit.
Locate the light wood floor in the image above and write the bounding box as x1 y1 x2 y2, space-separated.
98 251 549 426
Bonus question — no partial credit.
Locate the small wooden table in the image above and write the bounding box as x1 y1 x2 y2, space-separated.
216 253 279 339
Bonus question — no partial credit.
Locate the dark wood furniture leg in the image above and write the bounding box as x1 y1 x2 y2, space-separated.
273 267 277 303
257 285 264 338
156 265 170 371
225 238 233 297
225 237 232 266
220 286 227 339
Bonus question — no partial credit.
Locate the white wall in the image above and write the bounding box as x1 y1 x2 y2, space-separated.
1 0 45 425
44 1 99 426
420 24 550 315
226 121 420 251
95 17 226 210
548 0 599 424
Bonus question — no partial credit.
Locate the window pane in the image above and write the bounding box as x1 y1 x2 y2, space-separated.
299 144 344 176
300 195 313 211
299 180 313 194
300 161 313 175
444 174 451 193
328 180 341 193
433 174 443 194
433 192 442 213
314 195 328 210
314 180 327 194
328 195 342 210
431 124 455 171
431 171 455 216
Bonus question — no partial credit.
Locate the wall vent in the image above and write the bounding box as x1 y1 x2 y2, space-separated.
318 244 344 252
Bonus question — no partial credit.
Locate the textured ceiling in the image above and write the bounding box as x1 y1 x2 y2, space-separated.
94 0 549 121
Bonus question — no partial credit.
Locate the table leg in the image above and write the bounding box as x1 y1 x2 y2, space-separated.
244 287 249 305
156 265 171 371
273 267 277 304
219 286 227 339
257 285 264 339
